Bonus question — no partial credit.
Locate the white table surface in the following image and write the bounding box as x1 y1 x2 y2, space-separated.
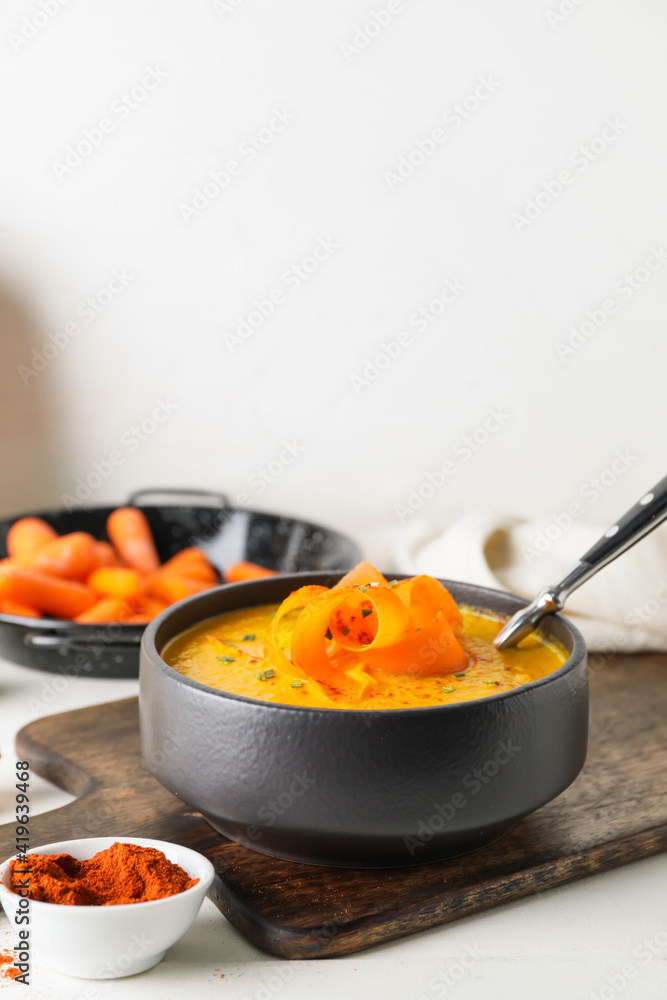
1 656 666 1000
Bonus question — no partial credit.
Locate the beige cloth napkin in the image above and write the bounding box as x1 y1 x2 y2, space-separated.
393 511 667 653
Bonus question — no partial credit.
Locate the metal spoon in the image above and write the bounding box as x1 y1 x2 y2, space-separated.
494 473 667 649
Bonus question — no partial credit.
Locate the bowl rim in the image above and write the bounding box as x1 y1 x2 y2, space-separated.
141 572 588 717
0 835 215 911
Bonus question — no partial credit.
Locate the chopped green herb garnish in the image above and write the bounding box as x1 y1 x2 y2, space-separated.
389 580 398 588
291 681 303 688
441 685 455 693
256 669 275 681
217 655 235 663
454 672 466 678
243 634 256 641
483 679 493 685
341 625 350 636
361 608 373 618
360 643 370 649
360 585 367 593
263 669 274 679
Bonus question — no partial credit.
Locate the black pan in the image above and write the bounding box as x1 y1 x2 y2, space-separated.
0 489 362 679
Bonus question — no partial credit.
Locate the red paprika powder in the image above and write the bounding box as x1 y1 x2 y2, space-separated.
0 950 19 980
10 842 198 905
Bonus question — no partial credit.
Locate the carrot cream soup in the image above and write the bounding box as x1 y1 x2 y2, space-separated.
163 562 568 710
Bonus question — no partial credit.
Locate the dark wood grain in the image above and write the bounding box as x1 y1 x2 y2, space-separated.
2 654 667 958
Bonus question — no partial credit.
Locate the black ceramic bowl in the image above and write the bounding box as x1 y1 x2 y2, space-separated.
0 490 361 678
139 573 588 868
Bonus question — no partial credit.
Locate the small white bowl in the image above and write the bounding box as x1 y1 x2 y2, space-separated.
0 836 215 980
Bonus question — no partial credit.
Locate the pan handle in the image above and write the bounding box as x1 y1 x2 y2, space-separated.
126 488 230 508
23 631 143 651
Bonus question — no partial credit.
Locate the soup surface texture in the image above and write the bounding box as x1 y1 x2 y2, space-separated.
163 594 568 711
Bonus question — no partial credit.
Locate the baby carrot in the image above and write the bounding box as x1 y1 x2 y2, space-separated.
0 598 42 618
93 541 119 568
25 532 101 581
88 567 146 600
107 508 160 573
223 561 277 583
123 598 168 623
6 518 57 560
148 574 212 604
155 548 217 583
0 567 96 618
74 598 133 624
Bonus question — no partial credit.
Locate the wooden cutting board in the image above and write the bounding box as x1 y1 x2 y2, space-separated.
1 654 667 959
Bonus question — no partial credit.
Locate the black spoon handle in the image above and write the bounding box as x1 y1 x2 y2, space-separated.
579 473 667 573
495 473 667 649
552 473 667 605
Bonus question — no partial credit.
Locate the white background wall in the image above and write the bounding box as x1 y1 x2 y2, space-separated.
1 0 666 560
